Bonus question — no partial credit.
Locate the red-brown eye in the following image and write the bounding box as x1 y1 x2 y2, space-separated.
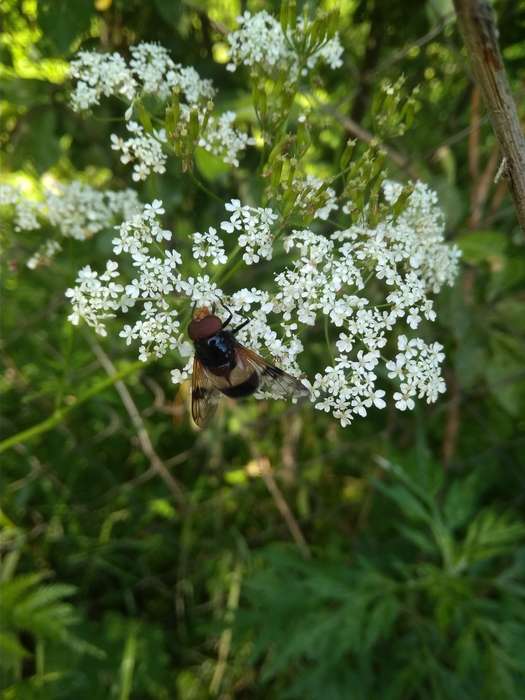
188 314 222 341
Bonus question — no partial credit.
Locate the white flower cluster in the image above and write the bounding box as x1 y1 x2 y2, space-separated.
198 112 256 168
66 261 124 335
295 174 338 221
67 200 183 354
1 182 141 268
111 122 168 182
387 335 446 410
192 227 227 268
379 181 460 293
69 51 135 109
0 184 40 231
226 11 343 76
27 240 63 270
191 200 279 268
220 199 278 264
66 182 460 426
45 182 142 241
70 43 215 110
66 199 296 374
274 182 460 425
70 43 253 179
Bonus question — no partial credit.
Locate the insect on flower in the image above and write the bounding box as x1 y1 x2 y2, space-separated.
188 305 309 427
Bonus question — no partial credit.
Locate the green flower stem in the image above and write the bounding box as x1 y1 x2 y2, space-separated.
0 360 146 455
217 245 243 286
324 314 334 364
187 169 224 204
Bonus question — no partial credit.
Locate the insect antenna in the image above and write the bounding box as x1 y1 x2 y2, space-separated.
212 294 234 327
210 294 251 332
233 317 250 333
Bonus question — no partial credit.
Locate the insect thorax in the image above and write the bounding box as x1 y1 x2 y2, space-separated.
195 331 235 368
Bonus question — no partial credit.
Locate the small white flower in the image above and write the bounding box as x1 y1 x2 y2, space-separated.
394 385 416 411
125 280 141 298
61 176 458 426
336 333 353 354
144 199 165 218
192 226 227 267
119 325 136 345
220 220 235 234
220 201 276 265
407 307 421 329
369 389 386 409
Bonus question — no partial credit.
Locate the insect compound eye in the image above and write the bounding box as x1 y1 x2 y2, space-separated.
188 314 222 341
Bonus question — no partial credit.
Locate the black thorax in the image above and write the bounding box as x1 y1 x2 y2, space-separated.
194 331 236 369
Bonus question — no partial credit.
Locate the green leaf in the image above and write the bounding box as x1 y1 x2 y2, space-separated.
488 256 525 299
363 595 400 650
491 298 525 334
14 583 76 616
462 511 525 564
443 474 481 531
37 0 93 53
398 524 436 553
485 334 525 415
153 0 182 25
0 78 52 107
456 230 507 264
194 147 230 182
0 631 29 668
453 334 487 389
10 108 61 174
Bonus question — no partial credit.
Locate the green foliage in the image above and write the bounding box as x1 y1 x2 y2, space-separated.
0 542 102 694
1 0 525 698
237 462 525 699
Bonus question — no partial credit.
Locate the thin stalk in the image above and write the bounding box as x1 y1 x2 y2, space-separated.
217 245 243 286
0 360 146 455
187 169 223 204
324 314 334 363
118 623 138 700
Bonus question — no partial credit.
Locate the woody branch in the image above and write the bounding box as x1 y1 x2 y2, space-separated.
453 0 525 234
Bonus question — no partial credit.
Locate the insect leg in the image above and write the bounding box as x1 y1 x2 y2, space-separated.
215 296 233 327
214 295 249 331
232 318 250 332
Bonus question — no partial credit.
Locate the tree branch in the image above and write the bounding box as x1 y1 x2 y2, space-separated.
351 0 385 123
453 0 525 234
320 105 420 180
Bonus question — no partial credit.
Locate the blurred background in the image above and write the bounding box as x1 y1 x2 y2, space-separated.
1 1 525 698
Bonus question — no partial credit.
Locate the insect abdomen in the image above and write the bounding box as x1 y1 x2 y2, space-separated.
220 371 259 398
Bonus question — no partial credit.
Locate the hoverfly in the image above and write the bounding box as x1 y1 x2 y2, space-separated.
188 306 309 427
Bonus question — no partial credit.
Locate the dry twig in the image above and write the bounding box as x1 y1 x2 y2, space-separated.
249 455 311 559
454 0 525 233
209 562 243 696
89 339 186 507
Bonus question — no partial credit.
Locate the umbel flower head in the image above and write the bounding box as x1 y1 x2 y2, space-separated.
226 10 343 76
66 182 461 427
69 42 255 180
68 12 345 181
0 181 141 269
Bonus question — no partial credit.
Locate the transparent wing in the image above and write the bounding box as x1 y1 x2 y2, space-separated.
191 357 221 427
235 345 309 401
